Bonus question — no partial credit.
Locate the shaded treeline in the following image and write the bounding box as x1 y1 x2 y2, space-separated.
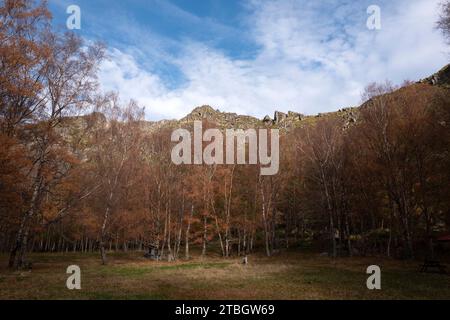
1 1 450 269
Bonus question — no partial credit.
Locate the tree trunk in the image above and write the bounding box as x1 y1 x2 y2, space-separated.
185 205 193 260
100 205 110 265
215 216 225 257
201 214 207 257
260 178 272 257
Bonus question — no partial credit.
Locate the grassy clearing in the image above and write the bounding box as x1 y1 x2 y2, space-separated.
0 250 449 300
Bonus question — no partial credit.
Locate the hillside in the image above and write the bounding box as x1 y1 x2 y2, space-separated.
128 63 450 132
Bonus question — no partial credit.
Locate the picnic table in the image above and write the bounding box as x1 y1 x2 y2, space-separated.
419 260 447 274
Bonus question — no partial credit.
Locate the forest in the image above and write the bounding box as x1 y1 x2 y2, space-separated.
1 0 450 278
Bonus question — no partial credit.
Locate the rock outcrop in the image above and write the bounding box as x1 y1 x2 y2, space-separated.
263 115 272 124
420 64 450 88
274 111 287 124
181 105 260 129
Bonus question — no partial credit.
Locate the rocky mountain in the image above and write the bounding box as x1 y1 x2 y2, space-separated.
63 64 450 134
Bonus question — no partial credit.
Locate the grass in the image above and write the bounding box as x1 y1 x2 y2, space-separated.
0 250 449 300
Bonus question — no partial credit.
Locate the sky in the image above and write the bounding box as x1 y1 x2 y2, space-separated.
48 0 449 121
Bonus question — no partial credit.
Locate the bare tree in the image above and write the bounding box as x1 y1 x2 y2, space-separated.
8 26 105 269
90 96 145 265
437 1 450 43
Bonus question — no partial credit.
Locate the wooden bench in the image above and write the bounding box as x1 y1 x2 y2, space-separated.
419 260 447 274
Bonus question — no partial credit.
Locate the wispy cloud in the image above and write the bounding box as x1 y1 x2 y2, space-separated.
91 0 448 120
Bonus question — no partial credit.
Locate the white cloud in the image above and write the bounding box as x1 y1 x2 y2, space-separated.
98 0 448 121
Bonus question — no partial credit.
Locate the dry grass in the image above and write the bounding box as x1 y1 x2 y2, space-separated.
0 250 449 300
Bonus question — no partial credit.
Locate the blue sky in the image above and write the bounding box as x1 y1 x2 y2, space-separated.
48 0 449 120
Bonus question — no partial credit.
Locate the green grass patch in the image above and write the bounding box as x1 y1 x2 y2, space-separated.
1 252 449 300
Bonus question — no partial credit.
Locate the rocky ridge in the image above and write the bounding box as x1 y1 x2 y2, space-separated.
63 64 450 133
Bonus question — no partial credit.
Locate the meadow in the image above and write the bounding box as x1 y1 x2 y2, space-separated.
0 250 449 300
